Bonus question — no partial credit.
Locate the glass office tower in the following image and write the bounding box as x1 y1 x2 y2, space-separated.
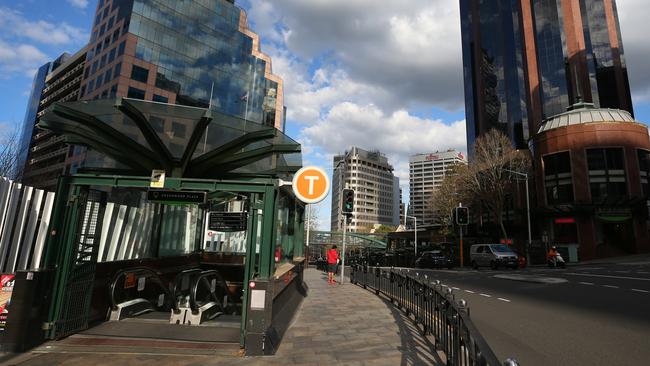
460 0 634 151
81 0 283 129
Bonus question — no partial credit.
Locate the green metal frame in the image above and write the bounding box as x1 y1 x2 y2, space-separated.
42 174 304 346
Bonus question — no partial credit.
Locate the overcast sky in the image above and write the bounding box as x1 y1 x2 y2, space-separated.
0 0 649 229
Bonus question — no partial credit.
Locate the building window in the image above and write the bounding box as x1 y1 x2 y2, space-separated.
99 54 107 69
587 148 627 201
108 48 116 63
114 62 121 77
80 85 86 98
109 84 118 98
95 42 102 54
96 74 104 89
638 149 650 198
87 80 95 93
544 151 573 204
153 94 168 103
101 90 108 99
107 16 114 30
99 23 106 37
84 67 90 79
102 7 109 19
104 68 112 84
112 29 120 44
130 65 149 83
127 86 145 100
172 121 186 138
117 41 125 56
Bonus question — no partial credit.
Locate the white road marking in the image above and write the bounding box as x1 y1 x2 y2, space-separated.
631 289 650 293
497 298 511 302
442 284 449 287
452 287 460 290
579 282 595 285
614 271 631 274
464 290 475 294
565 273 650 281
479 293 491 298
637 271 650 274
602 285 619 289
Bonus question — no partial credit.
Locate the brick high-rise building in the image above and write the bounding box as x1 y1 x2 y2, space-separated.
80 0 283 128
20 0 285 184
460 0 633 151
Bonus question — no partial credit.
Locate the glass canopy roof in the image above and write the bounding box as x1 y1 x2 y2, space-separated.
38 98 302 179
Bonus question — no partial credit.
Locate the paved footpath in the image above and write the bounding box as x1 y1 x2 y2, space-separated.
1 268 443 366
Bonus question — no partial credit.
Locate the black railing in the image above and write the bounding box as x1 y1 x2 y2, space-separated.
351 265 519 366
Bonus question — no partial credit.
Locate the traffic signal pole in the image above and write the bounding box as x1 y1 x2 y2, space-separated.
340 215 347 284
459 222 464 268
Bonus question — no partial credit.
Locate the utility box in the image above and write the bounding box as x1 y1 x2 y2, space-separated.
0 270 55 352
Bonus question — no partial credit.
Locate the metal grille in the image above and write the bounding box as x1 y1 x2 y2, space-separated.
56 189 106 338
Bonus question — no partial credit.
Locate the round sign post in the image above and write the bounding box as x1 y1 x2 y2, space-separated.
292 166 330 204
292 167 330 256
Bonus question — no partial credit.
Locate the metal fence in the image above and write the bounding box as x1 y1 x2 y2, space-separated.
0 177 56 273
351 265 518 366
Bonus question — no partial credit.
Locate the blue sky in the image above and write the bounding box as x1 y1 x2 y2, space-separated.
1 0 650 230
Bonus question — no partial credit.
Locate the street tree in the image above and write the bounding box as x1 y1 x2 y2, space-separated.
372 225 397 234
458 129 531 240
428 163 467 240
0 124 23 179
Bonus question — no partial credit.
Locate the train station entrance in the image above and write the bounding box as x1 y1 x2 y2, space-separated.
6 98 306 355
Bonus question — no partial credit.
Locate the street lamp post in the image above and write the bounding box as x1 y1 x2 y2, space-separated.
401 214 418 262
503 168 532 264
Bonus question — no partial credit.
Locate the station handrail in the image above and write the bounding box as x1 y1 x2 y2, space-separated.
350 265 519 366
189 269 231 314
170 268 202 313
109 266 173 311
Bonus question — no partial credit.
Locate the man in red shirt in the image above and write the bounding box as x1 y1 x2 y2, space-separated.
326 245 339 284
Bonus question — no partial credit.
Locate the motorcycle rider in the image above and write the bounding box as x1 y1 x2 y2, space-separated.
547 246 564 267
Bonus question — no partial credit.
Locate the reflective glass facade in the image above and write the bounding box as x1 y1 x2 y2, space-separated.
81 0 283 129
460 0 530 150
461 0 633 151
18 63 50 175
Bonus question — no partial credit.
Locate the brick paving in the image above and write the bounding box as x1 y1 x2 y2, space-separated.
1 268 443 366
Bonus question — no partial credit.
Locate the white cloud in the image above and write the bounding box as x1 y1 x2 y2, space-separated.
0 7 88 45
0 40 49 78
249 0 464 112
301 102 466 182
617 0 650 104
67 0 89 9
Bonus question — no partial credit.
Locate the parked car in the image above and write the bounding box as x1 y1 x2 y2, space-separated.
415 250 454 269
470 244 519 270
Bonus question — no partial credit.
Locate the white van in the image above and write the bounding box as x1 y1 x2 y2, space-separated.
470 244 519 269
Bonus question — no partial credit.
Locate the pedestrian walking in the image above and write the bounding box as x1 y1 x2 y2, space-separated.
327 245 339 284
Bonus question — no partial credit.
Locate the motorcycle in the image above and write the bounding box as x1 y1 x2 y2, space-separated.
547 253 566 268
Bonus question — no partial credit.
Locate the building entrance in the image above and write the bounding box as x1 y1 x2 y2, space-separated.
600 221 635 255
42 175 303 353
28 98 306 354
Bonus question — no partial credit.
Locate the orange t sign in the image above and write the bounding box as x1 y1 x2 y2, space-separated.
292 166 330 203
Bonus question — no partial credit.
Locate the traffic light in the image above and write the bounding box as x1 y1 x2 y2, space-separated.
455 207 469 225
342 189 354 214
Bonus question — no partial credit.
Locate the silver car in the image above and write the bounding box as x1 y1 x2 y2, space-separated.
470 244 519 269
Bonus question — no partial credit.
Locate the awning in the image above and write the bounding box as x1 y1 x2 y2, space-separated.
38 98 301 179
